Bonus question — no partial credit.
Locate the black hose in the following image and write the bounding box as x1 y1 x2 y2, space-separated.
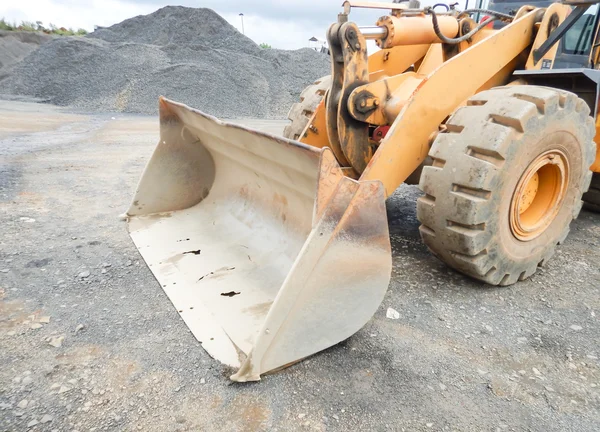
424 7 510 44
462 8 515 21
432 3 450 11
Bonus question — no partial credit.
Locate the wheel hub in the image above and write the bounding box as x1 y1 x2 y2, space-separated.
510 150 569 241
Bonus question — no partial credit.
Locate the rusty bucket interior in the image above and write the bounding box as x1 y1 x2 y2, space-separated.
124 98 392 381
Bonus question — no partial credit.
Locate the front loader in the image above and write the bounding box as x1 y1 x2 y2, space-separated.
124 0 600 381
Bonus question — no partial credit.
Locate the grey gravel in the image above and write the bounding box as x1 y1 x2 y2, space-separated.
0 6 330 118
0 30 52 76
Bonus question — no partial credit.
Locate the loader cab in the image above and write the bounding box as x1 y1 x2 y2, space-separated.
554 3 600 68
487 0 600 69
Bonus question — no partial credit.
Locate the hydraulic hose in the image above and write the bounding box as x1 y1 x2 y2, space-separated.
424 7 513 44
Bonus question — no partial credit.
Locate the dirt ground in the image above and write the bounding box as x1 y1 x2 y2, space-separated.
1 100 599 432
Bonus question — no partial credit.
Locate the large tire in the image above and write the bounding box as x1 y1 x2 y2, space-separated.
583 173 600 212
283 76 331 140
417 86 596 286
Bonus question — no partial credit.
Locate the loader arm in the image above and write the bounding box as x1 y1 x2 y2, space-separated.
360 7 541 196
298 5 544 195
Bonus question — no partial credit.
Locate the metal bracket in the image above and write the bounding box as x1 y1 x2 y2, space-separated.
532 5 587 65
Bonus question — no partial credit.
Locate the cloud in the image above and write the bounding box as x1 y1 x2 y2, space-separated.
1 0 467 49
1 0 156 30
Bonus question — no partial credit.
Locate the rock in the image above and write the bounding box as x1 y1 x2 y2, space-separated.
78 271 91 278
39 316 51 324
101 269 107 274
298 413 306 419
439 383 447 390
0 269 9 273
570 325 583 331
30 323 43 329
58 385 71 394
22 376 33 385
50 383 61 390
532 367 542 376
200 378 206 384
102 263 111 268
14 411 24 417
0 402 11 410
48 335 65 347
6 330 16 336
386 307 400 320
41 414 53 423
75 324 85 333
126 260 133 266
17 399 28 409
332 414 339 420
27 419 39 428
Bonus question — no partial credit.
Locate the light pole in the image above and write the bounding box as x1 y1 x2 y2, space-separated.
239 13 244 35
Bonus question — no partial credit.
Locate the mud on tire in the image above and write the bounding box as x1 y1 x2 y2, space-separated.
283 76 331 140
416 85 596 286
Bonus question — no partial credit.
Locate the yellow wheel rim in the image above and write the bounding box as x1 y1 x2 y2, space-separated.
510 150 569 241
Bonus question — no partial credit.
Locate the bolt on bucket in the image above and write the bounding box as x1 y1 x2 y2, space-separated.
124 97 392 381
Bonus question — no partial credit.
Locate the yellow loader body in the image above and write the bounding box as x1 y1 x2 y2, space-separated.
125 1 600 380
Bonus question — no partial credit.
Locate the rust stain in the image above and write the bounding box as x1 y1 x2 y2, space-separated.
241 301 273 316
145 212 173 220
273 193 288 206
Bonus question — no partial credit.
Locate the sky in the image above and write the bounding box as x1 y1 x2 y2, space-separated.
0 0 470 50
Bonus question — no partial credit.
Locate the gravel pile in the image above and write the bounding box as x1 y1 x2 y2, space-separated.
0 31 52 79
0 7 330 118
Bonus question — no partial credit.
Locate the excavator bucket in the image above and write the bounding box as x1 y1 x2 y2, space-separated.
124 97 392 381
